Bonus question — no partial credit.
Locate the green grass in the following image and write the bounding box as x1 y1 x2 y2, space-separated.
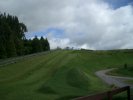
125 80 133 84
108 65 133 77
0 50 133 100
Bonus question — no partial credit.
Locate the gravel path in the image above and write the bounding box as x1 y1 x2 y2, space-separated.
95 68 133 88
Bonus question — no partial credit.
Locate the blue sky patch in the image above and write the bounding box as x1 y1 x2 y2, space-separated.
105 0 133 9
25 28 65 39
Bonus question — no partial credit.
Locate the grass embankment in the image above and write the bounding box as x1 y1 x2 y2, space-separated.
0 50 133 100
109 65 133 77
125 80 133 85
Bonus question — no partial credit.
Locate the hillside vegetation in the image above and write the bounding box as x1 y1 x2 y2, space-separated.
0 50 133 100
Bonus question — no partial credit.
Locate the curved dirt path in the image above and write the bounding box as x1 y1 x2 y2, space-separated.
95 68 133 88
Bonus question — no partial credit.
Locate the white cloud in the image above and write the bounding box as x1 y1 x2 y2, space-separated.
49 38 70 49
0 0 133 50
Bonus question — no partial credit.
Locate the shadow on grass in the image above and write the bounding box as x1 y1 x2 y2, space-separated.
66 68 90 91
37 85 57 94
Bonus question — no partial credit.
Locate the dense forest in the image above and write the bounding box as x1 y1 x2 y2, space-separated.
0 12 50 59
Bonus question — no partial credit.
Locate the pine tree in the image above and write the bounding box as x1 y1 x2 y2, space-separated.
0 39 7 58
6 35 17 57
14 37 24 56
23 39 32 54
31 36 43 53
45 38 50 50
0 12 50 59
40 36 46 51
0 12 27 58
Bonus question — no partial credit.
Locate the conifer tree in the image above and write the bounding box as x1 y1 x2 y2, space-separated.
31 36 42 53
0 40 7 58
0 12 50 59
40 36 46 51
6 35 17 57
45 38 50 50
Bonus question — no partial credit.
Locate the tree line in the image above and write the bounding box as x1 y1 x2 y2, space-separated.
0 12 50 59
24 36 50 55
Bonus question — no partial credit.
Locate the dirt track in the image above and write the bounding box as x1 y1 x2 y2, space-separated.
95 68 133 88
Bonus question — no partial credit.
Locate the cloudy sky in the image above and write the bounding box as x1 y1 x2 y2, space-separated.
0 0 133 50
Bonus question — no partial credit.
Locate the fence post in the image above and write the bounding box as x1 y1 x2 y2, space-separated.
108 91 112 100
127 86 130 100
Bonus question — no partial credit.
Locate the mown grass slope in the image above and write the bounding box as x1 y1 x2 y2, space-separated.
0 50 133 100
109 64 133 77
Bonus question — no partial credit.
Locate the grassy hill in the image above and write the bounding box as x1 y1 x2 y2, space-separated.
0 50 133 100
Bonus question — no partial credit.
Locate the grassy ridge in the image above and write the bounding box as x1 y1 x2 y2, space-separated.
0 50 133 100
